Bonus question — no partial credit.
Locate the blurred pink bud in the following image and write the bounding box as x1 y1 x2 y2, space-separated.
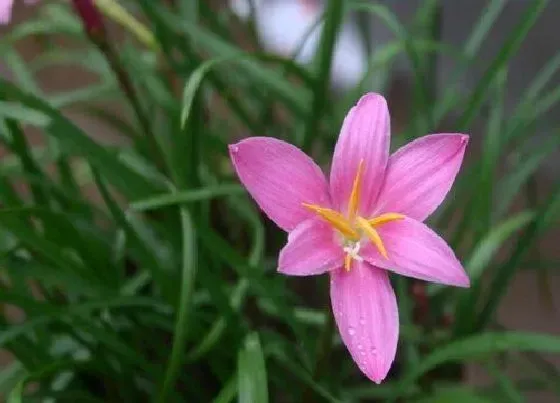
71 0 104 37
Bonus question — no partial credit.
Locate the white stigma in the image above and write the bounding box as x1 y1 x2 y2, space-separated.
343 241 363 261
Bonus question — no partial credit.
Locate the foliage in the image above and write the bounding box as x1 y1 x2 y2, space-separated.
0 0 559 401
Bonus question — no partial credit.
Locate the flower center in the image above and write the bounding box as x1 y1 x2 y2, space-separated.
303 160 405 271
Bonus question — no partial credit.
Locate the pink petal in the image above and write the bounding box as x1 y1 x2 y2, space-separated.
329 93 390 215
0 0 14 24
362 217 470 287
278 218 343 276
375 134 468 222
229 137 330 232
330 262 399 383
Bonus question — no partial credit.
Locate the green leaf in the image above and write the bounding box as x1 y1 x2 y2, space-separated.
428 211 534 296
174 18 309 116
301 0 343 151
156 208 197 403
0 80 164 199
268 346 339 402
237 333 268 403
188 279 249 362
92 169 170 295
0 294 169 347
495 136 560 219
469 210 535 280
0 101 51 127
0 209 91 279
0 362 26 399
213 376 238 403
413 386 493 403
131 185 244 211
456 0 547 129
464 0 508 57
6 378 24 403
484 360 525 403
403 332 560 385
474 182 560 331
180 57 230 129
475 67 507 234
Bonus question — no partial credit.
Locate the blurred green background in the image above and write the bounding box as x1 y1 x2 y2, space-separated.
0 0 559 401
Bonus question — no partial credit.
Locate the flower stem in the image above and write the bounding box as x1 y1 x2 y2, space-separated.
98 40 169 174
71 1 168 174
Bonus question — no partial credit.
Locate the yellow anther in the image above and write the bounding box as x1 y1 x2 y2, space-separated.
302 203 360 240
356 217 388 259
368 213 405 227
344 254 352 272
347 160 365 222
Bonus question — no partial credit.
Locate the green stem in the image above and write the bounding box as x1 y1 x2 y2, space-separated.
95 39 168 174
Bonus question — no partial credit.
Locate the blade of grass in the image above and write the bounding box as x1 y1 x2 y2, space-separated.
156 208 197 403
131 185 244 211
213 375 238 403
0 80 164 198
484 360 525 403
429 210 534 297
495 135 560 219
0 102 51 127
474 181 560 331
92 169 172 298
301 0 343 151
456 0 547 130
237 333 268 403
402 331 560 387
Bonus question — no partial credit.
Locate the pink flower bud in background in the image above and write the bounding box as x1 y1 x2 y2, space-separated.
71 0 105 38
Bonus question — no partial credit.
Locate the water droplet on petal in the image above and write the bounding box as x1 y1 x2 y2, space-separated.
348 327 355 336
357 343 363 351
359 318 366 326
370 347 377 355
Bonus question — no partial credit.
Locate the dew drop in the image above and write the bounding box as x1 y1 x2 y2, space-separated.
230 145 239 153
357 343 363 351
370 347 377 355
348 327 356 336
359 318 366 326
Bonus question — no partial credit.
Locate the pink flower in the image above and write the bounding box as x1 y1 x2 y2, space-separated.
0 0 39 24
229 93 470 383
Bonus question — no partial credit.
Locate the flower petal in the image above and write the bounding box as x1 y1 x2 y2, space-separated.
0 0 14 24
362 217 470 287
330 262 399 383
229 137 330 232
278 218 343 276
375 134 468 221
330 93 390 215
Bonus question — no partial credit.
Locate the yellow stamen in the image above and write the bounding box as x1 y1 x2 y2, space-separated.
368 213 405 227
356 217 388 259
302 203 359 240
347 160 365 222
344 254 352 271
